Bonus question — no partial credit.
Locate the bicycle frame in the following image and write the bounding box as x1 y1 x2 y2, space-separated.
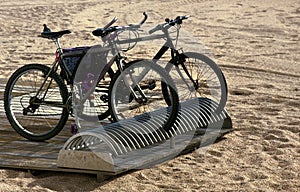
116 24 196 92
30 38 69 109
72 31 151 114
33 13 150 116
34 13 188 115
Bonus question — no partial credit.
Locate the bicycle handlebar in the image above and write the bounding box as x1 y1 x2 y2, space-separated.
138 12 148 27
149 15 189 34
92 12 148 38
103 16 118 29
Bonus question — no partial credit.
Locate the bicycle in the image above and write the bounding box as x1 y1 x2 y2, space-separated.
116 15 228 113
4 13 179 141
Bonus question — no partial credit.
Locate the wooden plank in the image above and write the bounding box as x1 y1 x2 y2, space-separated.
0 158 115 177
0 114 118 179
0 117 116 179
0 113 65 169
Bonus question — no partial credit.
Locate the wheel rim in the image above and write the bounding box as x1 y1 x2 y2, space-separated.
110 61 178 130
8 68 65 136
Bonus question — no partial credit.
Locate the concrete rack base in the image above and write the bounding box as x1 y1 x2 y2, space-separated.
57 98 232 180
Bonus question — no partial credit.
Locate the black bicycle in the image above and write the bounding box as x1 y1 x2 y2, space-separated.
116 15 228 113
4 13 179 141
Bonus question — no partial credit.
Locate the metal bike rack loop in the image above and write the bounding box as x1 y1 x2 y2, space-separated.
57 97 232 175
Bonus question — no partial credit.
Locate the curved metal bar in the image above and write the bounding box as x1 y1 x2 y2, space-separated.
62 132 122 156
62 97 230 158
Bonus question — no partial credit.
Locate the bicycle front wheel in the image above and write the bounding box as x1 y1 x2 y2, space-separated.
167 52 227 113
109 60 179 131
4 64 69 141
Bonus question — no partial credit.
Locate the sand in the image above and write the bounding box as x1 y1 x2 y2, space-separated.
0 0 299 191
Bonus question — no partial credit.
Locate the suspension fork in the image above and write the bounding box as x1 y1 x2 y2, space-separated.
129 68 148 103
119 60 148 104
170 50 199 91
178 55 199 91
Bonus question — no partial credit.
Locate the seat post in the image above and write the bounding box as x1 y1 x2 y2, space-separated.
53 38 63 54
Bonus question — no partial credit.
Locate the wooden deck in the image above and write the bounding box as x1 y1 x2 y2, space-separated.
0 88 233 182
0 112 232 182
0 83 112 180
0 114 115 179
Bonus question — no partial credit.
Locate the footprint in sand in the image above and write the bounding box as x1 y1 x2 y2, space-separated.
263 143 285 157
287 121 300 126
207 149 223 158
229 88 253 96
278 125 299 134
285 100 300 108
256 106 281 115
263 133 289 143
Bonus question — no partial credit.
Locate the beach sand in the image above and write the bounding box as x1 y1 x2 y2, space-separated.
0 0 299 191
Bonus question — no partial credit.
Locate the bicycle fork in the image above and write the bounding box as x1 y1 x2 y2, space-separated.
169 51 199 92
120 67 148 104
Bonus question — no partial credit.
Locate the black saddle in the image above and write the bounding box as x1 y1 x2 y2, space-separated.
40 24 71 39
92 26 118 38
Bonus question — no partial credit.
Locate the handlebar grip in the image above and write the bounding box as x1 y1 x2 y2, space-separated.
148 15 189 34
139 12 148 26
149 28 156 34
149 24 162 34
181 15 189 20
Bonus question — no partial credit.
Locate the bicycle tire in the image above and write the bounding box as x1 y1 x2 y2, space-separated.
166 52 227 113
108 60 179 131
4 64 69 141
76 68 114 121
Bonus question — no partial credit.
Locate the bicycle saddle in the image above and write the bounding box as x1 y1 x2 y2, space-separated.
40 24 71 39
92 26 118 38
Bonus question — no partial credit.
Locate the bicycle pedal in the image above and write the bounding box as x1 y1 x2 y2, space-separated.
108 117 115 123
70 123 79 135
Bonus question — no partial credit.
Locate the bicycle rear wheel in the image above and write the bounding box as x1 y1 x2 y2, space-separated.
109 60 179 131
4 64 69 141
167 52 227 113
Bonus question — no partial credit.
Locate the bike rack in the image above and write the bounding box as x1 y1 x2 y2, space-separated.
57 97 232 179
